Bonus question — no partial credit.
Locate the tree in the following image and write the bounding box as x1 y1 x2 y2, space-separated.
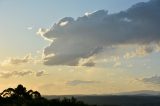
0 84 41 100
0 84 97 106
0 88 15 98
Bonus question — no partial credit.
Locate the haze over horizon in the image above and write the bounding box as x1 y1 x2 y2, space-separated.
0 0 160 95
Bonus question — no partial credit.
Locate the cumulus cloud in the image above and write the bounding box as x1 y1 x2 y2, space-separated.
39 0 160 66
66 80 97 86
142 75 160 85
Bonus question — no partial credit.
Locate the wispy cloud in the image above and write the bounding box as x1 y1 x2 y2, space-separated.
1 54 43 66
142 75 160 85
0 70 32 78
27 26 33 30
35 70 47 77
66 80 98 86
0 69 47 78
1 54 32 66
124 45 157 59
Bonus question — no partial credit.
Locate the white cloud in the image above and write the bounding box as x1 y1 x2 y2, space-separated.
37 28 51 42
27 27 33 30
59 21 69 26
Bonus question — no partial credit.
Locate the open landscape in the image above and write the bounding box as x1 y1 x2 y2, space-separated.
45 92 160 106
0 0 160 105
1 84 160 106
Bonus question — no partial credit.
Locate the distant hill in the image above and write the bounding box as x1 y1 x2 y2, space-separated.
44 90 160 98
44 90 160 106
45 95 160 106
114 90 160 96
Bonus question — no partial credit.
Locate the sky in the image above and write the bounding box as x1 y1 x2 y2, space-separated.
1 0 160 95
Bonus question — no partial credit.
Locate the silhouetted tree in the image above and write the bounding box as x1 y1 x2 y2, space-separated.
31 91 41 99
0 87 15 98
14 84 27 97
0 84 97 106
0 84 41 100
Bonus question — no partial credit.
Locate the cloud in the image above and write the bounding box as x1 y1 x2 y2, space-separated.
37 28 51 41
78 56 96 67
0 70 32 78
1 54 43 66
124 45 155 59
66 80 97 86
39 83 55 89
142 75 160 85
39 0 160 66
1 54 32 66
114 61 121 67
81 61 95 67
35 70 47 77
0 69 47 78
27 27 33 30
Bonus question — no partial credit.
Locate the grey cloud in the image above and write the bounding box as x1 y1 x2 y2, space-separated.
39 0 160 66
66 80 97 86
0 69 47 78
0 70 32 78
38 83 55 90
142 75 160 85
35 70 47 77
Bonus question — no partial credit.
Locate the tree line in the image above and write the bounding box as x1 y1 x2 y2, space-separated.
0 84 98 106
